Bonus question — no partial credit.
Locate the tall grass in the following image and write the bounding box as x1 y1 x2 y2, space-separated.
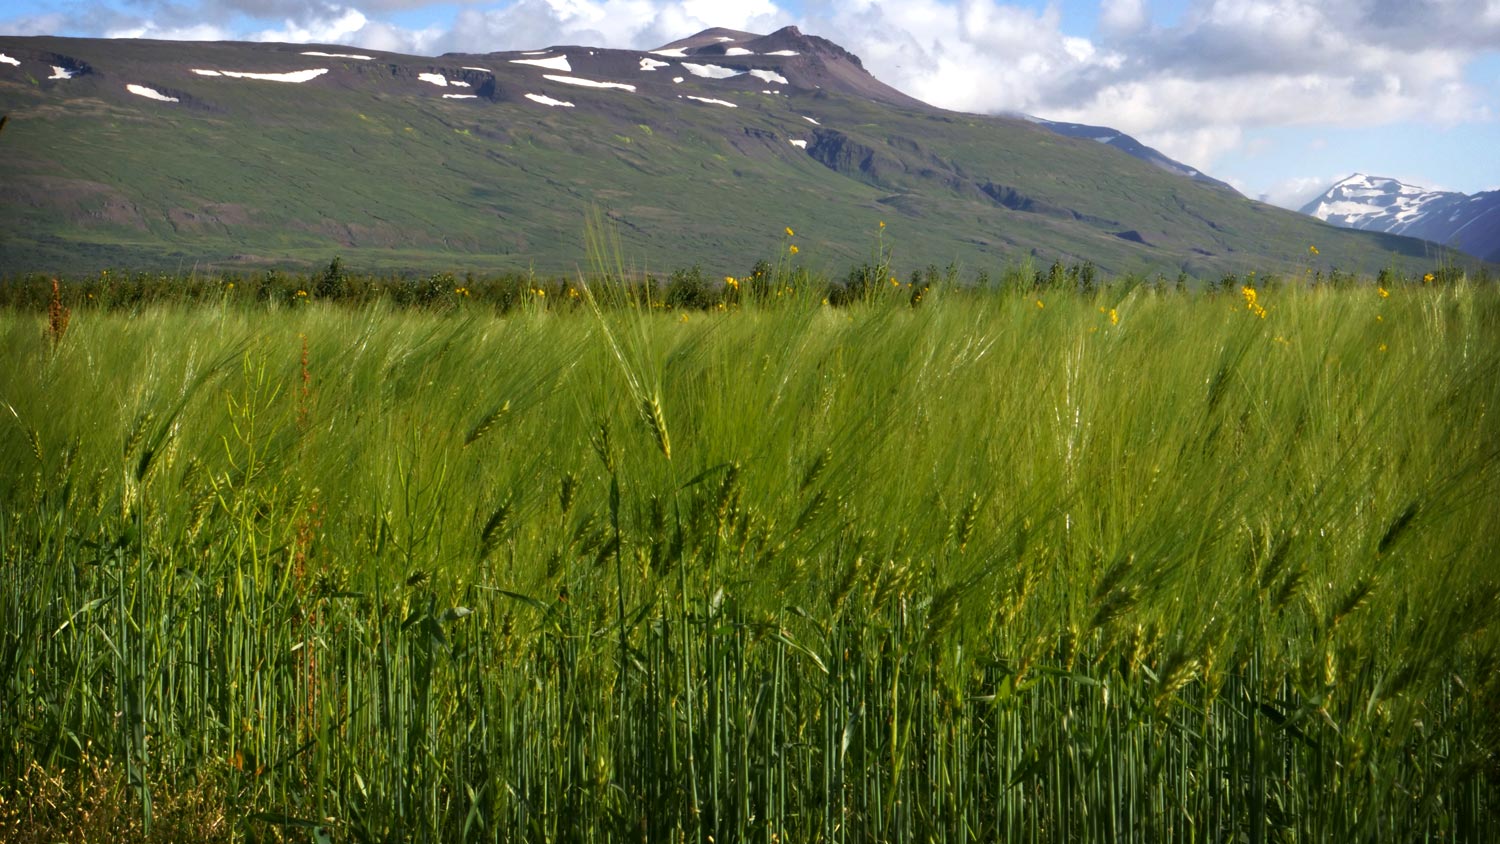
2 275 1498 842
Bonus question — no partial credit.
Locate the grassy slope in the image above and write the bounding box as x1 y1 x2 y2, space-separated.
0 35 1462 278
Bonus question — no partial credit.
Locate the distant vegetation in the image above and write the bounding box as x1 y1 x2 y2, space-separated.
0 248 1484 314
2 250 1498 842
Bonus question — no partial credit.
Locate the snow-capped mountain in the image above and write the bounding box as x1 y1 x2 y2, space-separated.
1301 174 1500 262
0 30 1446 275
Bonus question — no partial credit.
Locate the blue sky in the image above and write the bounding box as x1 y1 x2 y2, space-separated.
3 0 1496 208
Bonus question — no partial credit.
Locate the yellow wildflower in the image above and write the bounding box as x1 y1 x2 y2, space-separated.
724 276 739 289
1423 272 1435 283
789 245 799 255
1309 245 1319 255
1035 299 1044 309
296 289 308 297
1378 287 1389 298
878 220 885 229
1378 343 1388 352
1109 308 1119 326
891 277 900 287
785 227 795 237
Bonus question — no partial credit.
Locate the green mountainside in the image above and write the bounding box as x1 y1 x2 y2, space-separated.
0 28 1462 277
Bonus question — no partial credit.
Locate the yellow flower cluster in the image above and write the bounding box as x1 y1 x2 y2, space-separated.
789 245 799 255
454 286 470 297
1309 245 1319 256
1423 273 1435 284
531 287 546 297
1242 286 1267 319
296 289 308 298
1378 287 1389 298
724 276 739 290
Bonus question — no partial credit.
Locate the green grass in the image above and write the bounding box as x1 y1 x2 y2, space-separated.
2 270 1498 842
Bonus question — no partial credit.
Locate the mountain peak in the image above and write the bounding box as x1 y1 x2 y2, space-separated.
647 25 915 108
1301 173 1500 260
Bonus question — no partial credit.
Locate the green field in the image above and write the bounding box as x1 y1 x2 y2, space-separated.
2 262 1498 842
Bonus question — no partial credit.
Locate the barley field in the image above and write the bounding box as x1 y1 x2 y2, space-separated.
2 267 1498 842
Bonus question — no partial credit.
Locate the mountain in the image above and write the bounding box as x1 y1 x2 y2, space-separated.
1015 115 1236 192
0 29 1460 277
1300 174 1500 262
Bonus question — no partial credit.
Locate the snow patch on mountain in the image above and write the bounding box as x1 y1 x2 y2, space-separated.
193 68 328 82
789 139 807 148
417 72 450 86
682 62 742 79
542 74 635 91
0 54 20 66
442 93 477 99
525 92 574 107
126 83 177 102
764 50 799 56
750 69 788 85
683 95 736 108
49 66 76 79
511 55 571 72
640 58 670 71
302 51 371 60
725 47 753 56
651 47 689 57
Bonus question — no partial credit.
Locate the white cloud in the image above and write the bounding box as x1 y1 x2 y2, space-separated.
1098 0 1147 34
1259 174 1343 209
250 6 443 52
433 0 784 53
105 21 235 40
795 0 1497 177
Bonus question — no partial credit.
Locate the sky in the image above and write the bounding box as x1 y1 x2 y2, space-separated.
3 0 1497 209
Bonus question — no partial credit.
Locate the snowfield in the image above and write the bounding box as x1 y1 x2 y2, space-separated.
126 84 178 102
683 95 737 108
301 51 371 60
525 93 575 107
511 55 572 72
750 69 789 85
192 68 329 83
542 74 636 91
682 62 743 79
